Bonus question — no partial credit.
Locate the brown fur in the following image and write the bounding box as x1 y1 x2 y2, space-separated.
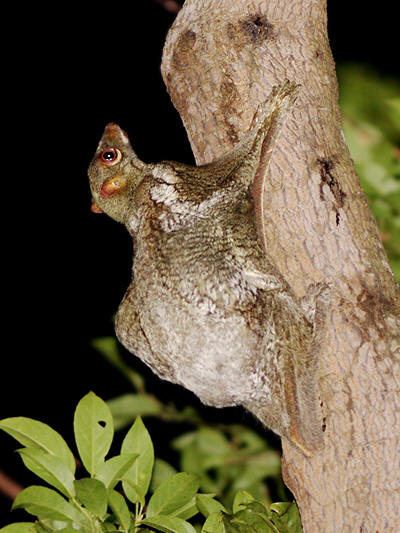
88 82 328 454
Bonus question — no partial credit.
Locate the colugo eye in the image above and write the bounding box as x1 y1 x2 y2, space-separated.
100 148 122 165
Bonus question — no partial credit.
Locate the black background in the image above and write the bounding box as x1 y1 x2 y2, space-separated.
1 1 398 524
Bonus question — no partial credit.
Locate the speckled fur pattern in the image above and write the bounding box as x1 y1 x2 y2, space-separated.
88 82 327 455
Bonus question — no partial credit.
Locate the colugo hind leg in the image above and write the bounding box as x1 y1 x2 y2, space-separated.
115 283 177 382
244 283 331 456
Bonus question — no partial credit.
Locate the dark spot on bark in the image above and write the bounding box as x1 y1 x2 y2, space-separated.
226 22 236 40
345 395 354 415
172 30 197 70
315 49 322 59
226 123 239 144
169 29 198 117
318 157 346 209
322 417 326 432
182 29 197 47
241 14 274 44
355 286 397 337
336 212 340 225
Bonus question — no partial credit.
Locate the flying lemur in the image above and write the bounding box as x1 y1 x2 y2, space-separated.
88 81 328 455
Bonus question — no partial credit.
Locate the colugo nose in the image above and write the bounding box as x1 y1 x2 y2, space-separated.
103 123 130 145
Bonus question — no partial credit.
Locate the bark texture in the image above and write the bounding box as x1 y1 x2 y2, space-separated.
160 0 400 531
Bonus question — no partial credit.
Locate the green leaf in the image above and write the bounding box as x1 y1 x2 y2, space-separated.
196 428 231 457
0 418 75 474
57 526 89 533
121 416 154 504
95 453 138 489
147 472 200 518
231 502 276 533
231 513 272 532
74 478 107 518
172 496 198 521
386 98 400 123
12 486 88 527
18 447 75 498
180 446 205 477
231 452 281 491
92 337 145 391
227 427 267 454
33 519 70 531
33 526 47 533
107 394 162 430
269 502 291 515
232 491 255 514
0 524 37 533
73 392 114 476
171 432 196 452
58 528 90 533
201 512 226 533
196 495 227 518
107 488 131 531
270 502 302 533
150 458 178 492
141 515 197 533
101 524 117 533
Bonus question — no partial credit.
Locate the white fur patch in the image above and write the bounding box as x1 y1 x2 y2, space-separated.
121 131 130 145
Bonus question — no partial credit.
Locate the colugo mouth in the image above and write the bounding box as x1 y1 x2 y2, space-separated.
90 201 103 213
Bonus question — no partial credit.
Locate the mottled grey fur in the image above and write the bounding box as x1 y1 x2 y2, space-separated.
88 82 328 454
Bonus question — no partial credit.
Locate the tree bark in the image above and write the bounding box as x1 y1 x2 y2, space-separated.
160 0 400 531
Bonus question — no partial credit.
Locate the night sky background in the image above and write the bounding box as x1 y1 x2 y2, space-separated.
1 0 398 523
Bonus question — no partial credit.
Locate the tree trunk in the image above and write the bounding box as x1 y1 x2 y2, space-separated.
160 0 400 531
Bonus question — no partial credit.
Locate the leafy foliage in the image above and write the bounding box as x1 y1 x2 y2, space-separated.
0 393 300 533
95 338 285 509
338 64 400 281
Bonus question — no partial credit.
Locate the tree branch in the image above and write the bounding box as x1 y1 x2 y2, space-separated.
160 0 400 530
0 470 23 501
154 0 181 14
